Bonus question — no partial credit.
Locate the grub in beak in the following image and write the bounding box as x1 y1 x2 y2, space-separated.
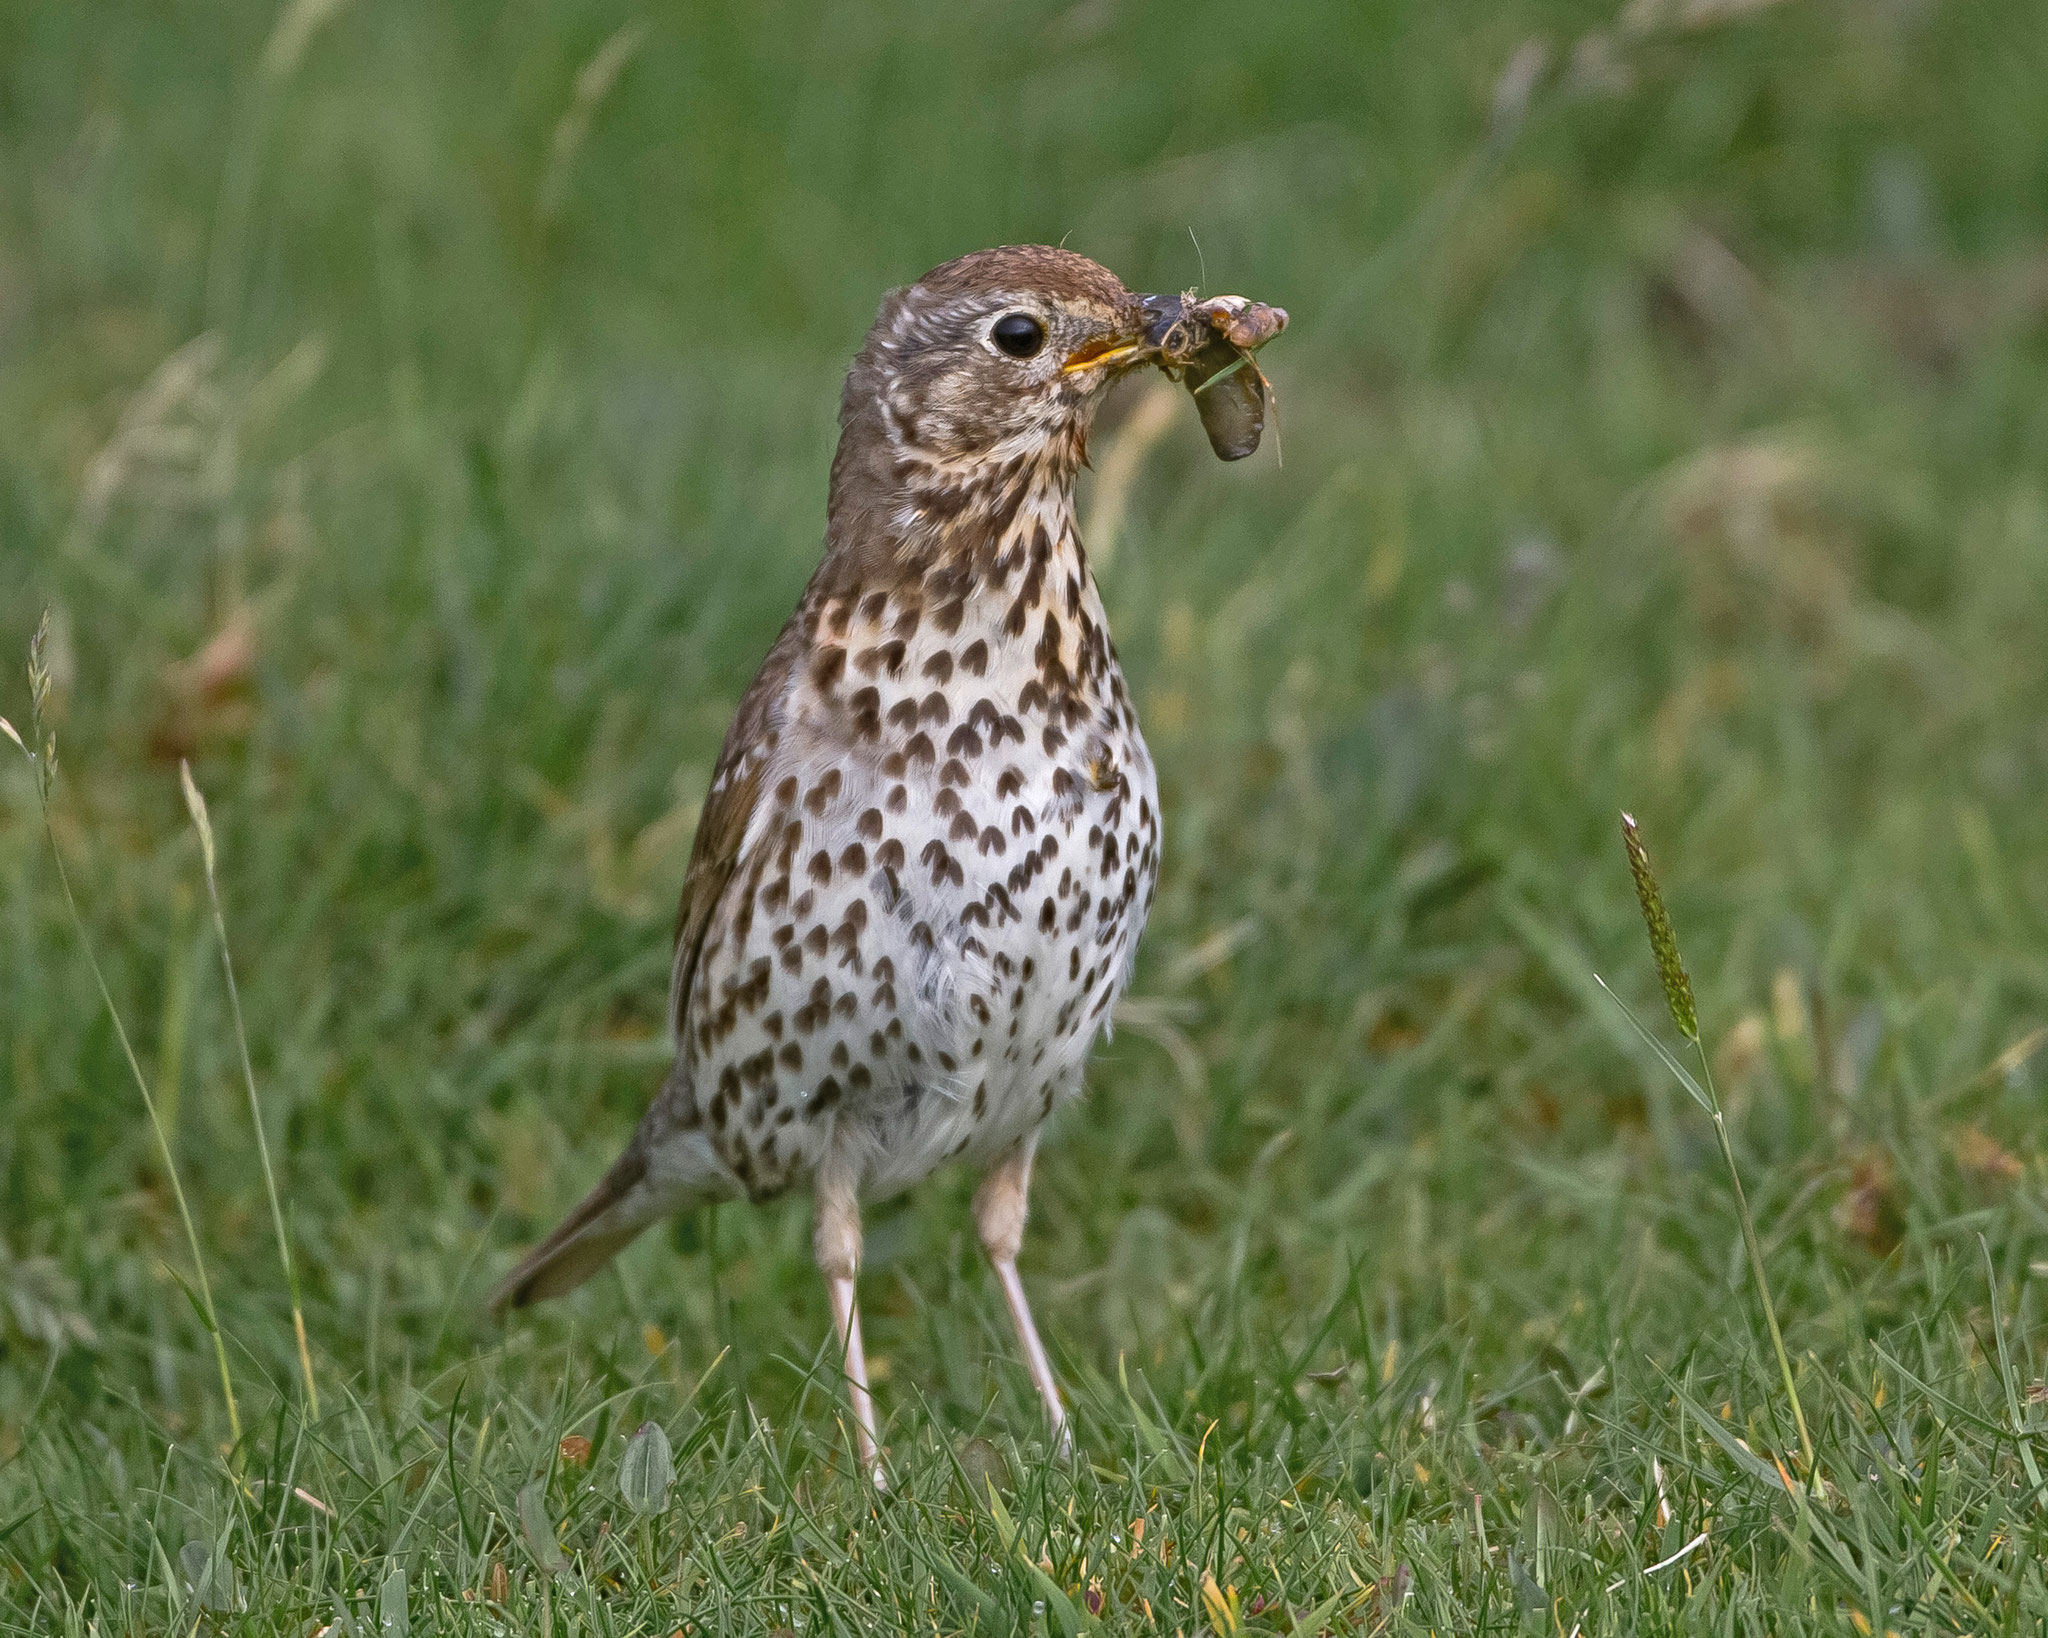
1135 292 1288 461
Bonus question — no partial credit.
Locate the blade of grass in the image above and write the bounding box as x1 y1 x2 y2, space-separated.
179 760 319 1419
1976 1234 2047 1513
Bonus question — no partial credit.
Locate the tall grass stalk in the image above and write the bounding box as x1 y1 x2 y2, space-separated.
1608 812 1816 1482
3 617 241 1442
179 760 320 1419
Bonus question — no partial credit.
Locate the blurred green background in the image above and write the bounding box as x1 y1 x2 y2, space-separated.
6 0 2048 1629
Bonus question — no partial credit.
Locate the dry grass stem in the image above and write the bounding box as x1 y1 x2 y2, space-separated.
179 760 320 1418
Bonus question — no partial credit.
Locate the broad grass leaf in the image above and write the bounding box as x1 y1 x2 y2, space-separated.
924 1550 1007 1629
379 1565 409 1637
180 1538 238 1612
517 1478 569 1574
1017 1553 1095 1636
619 1420 674 1514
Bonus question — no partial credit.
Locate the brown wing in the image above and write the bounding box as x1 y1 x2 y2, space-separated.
666 616 805 1036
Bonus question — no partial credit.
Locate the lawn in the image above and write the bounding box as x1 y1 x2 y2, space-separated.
6 0 2048 1630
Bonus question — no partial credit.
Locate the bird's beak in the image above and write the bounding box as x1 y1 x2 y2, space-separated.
1061 293 1190 375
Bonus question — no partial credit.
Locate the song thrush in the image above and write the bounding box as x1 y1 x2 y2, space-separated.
492 246 1285 1479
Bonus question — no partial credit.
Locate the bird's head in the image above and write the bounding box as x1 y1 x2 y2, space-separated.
844 245 1167 476
829 245 1284 551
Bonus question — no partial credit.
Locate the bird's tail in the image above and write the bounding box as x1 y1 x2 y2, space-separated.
489 1076 719 1311
488 1141 661 1311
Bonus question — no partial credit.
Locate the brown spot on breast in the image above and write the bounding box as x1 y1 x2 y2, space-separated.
905 733 936 766
922 651 953 683
960 639 989 676
839 842 867 874
808 850 833 884
1035 613 1065 675
857 807 884 839
803 769 843 814
812 647 846 691
919 691 950 725
854 640 903 676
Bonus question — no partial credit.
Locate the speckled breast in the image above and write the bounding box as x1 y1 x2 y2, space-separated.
676 506 1160 1202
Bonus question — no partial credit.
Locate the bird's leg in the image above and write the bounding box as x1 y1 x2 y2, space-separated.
973 1135 1071 1458
814 1159 884 1486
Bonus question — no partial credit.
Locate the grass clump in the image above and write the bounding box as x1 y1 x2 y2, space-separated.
6 618 242 1448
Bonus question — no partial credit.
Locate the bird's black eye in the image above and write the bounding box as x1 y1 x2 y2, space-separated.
991 312 1046 359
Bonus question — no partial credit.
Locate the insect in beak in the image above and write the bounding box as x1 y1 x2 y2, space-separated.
1132 291 1289 461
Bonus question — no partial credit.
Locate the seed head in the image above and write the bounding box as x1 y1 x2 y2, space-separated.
1621 811 1697 1042
25 610 57 799
27 610 51 720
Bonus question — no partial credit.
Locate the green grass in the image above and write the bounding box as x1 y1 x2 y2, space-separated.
7 0 2048 1629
